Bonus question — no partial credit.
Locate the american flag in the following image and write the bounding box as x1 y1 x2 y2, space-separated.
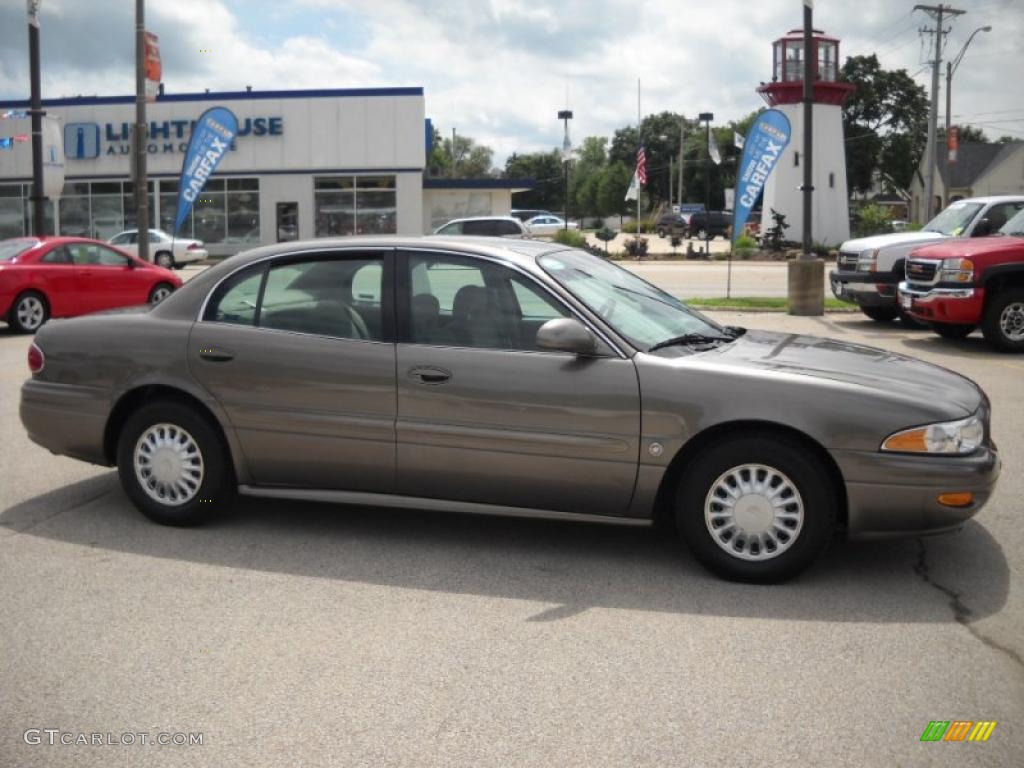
636 146 647 186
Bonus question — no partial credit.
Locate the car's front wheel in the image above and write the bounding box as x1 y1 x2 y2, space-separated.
149 282 174 304
154 251 175 269
117 401 234 526
675 433 836 582
861 306 898 322
982 289 1024 352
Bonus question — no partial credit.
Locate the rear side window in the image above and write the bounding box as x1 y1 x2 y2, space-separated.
41 247 73 265
497 220 522 236
462 220 498 236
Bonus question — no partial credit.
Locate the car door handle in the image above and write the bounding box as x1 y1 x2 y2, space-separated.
408 366 451 385
199 347 236 363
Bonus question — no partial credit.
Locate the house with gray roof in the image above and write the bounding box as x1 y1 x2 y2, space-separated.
910 141 1024 223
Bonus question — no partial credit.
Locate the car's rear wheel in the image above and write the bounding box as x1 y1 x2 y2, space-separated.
861 306 898 322
8 290 49 334
982 289 1024 352
149 283 174 304
696 228 709 241
117 401 233 526
154 251 175 269
675 433 836 582
932 322 976 340
657 228 666 238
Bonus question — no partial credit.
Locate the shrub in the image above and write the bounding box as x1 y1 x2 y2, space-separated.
594 227 617 242
552 228 587 248
733 234 757 250
854 203 893 238
621 217 655 234
624 237 649 257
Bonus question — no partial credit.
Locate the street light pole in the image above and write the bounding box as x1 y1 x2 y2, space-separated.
558 109 573 229
943 25 991 206
698 112 713 256
134 0 150 262
27 0 45 236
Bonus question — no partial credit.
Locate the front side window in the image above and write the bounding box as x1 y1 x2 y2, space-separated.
41 247 72 265
436 222 462 235
538 249 723 351
999 208 1024 237
406 253 569 350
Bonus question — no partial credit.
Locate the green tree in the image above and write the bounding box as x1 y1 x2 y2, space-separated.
426 127 497 178
597 162 634 222
841 54 929 195
503 150 564 211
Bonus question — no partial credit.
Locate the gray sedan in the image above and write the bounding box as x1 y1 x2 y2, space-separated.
19 237 1000 582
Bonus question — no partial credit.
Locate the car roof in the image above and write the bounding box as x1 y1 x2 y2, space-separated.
442 216 522 223
954 195 1024 204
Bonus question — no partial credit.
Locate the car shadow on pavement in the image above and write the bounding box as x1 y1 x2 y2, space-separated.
1 472 1010 624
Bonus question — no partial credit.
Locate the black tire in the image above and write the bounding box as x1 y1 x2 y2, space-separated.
148 282 175 305
981 288 1024 352
675 433 837 583
116 401 234 526
154 251 175 269
7 290 49 334
657 228 666 238
696 228 709 241
932 322 976 340
861 305 899 322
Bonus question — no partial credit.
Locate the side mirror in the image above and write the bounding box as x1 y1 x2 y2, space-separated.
972 218 993 237
536 318 600 356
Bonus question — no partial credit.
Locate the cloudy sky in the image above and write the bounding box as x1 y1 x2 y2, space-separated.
1 0 1021 163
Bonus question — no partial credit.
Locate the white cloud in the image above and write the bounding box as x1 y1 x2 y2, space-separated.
1 0 1020 162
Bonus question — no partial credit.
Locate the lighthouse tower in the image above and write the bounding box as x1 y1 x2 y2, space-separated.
757 29 854 246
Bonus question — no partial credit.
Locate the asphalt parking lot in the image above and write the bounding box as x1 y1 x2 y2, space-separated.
1 278 1022 766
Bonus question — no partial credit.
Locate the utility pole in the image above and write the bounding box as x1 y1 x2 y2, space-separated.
27 0 44 235
678 118 685 204
801 0 813 261
558 109 573 227
450 127 456 177
944 25 991 207
134 0 150 262
915 3 964 222
698 112 714 256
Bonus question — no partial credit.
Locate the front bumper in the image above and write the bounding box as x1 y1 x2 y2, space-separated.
897 282 984 324
829 270 899 307
834 446 1000 539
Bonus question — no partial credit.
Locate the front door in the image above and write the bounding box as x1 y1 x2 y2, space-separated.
395 250 640 516
67 242 147 312
188 249 396 491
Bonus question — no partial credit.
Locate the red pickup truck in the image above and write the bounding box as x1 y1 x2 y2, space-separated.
898 209 1024 351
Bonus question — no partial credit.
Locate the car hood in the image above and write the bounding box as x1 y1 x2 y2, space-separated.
695 330 981 416
839 231 948 253
909 234 1024 260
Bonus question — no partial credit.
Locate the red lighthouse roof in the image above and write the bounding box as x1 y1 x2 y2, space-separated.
757 28 854 106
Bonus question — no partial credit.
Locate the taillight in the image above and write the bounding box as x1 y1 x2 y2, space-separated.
28 342 44 374
187 243 200 250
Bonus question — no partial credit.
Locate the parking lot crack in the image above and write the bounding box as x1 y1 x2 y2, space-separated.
913 538 1023 672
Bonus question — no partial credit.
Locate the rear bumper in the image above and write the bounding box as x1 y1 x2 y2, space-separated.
829 270 899 307
20 379 111 466
175 249 208 264
834 447 1000 539
897 282 984 324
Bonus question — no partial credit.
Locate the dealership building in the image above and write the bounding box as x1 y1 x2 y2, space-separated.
0 87 527 254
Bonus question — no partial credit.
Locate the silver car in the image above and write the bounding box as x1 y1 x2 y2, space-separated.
20 237 1000 582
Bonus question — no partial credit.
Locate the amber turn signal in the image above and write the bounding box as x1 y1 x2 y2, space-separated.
937 492 974 508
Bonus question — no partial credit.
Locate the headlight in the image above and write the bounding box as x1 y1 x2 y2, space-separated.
938 257 974 283
881 414 984 455
856 249 879 272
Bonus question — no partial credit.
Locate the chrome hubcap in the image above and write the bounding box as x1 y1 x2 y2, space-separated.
704 463 804 561
16 296 45 330
1000 302 1024 342
157 254 172 267
134 423 204 506
151 286 171 304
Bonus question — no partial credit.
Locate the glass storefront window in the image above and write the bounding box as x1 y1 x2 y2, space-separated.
315 175 396 238
227 191 260 243
0 184 25 239
194 190 226 244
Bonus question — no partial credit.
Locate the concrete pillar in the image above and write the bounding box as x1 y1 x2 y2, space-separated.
787 258 825 316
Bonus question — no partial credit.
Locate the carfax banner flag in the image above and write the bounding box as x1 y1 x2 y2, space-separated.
731 109 791 244
174 107 238 234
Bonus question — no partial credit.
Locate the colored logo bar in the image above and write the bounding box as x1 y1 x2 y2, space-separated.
920 720 997 742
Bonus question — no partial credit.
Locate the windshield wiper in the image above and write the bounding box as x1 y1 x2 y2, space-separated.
648 333 733 352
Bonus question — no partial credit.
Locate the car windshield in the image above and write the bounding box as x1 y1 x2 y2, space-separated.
537 249 726 350
922 202 983 235
998 209 1024 237
0 238 39 261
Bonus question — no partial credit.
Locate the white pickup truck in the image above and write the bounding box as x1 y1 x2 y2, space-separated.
830 196 1024 323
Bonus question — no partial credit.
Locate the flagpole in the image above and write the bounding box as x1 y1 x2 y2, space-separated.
636 78 641 250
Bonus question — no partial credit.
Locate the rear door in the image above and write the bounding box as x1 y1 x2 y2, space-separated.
188 249 396 491
34 245 80 317
395 249 640 515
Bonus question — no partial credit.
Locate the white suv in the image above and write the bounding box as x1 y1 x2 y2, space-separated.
432 217 529 237
830 196 1024 323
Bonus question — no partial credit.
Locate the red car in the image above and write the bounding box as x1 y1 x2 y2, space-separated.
1 236 182 334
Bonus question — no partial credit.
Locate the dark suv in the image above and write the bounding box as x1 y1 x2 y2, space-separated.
655 213 688 238
687 211 731 240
